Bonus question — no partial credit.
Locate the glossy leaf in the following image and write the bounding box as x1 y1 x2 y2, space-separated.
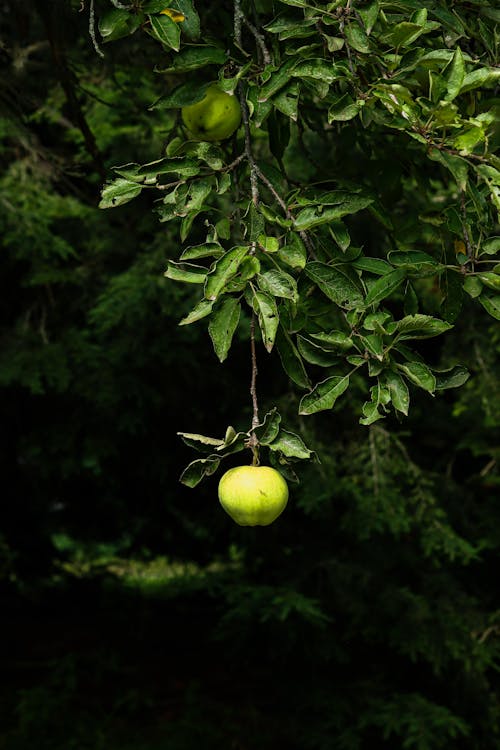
258 270 298 302
204 246 248 301
99 179 143 209
364 269 406 307
387 315 453 340
299 375 350 415
384 371 410 415
268 430 313 459
397 362 436 393
305 262 364 310
208 298 241 363
179 456 220 487
253 291 279 352
276 328 311 389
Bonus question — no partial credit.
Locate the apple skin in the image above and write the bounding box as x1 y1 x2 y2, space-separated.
218 466 289 526
181 85 241 142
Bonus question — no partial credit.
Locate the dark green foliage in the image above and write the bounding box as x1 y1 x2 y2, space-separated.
0 1 499 749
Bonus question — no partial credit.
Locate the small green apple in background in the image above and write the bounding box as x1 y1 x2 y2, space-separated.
181 84 241 142
218 466 289 526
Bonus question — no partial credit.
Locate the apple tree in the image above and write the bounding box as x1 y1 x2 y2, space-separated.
96 0 500 488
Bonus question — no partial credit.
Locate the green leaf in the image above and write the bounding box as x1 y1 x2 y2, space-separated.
299 375 350 415
329 221 351 251
208 298 241 363
258 270 298 302
168 0 200 39
353 257 393 275
158 45 226 73
463 276 482 298
444 47 465 102
481 237 500 256
254 408 282 445
276 328 311 389
273 81 300 121
215 217 231 240
144 1 176 11
435 365 470 390
253 291 279 352
384 371 409 415
344 23 370 53
305 262 364 310
278 233 307 270
428 148 468 191
460 67 500 94
139 156 200 178
179 456 220 487
297 336 340 367
179 298 214 326
360 334 384 360
387 315 453 340
240 257 261 281
180 242 224 261
454 126 485 155
204 246 248 301
397 362 436 393
148 13 181 51
257 235 280 253
478 292 500 321
309 331 353 351
359 401 384 426
177 432 224 451
294 195 373 230
164 261 207 284
216 431 248 456
388 251 440 272
441 271 463 322
268 430 313 459
184 141 224 169
383 21 426 48
478 273 500 292
292 59 345 85
362 312 392 333
150 80 210 109
258 59 297 102
99 9 141 42
358 0 379 34
364 269 406 307
99 178 143 209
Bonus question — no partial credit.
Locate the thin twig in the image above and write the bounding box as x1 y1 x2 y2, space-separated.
89 0 105 58
254 164 289 215
338 2 355 75
237 82 259 207
250 313 259 430
247 311 260 465
253 163 318 259
234 2 261 458
234 0 244 50
109 0 132 8
243 17 272 65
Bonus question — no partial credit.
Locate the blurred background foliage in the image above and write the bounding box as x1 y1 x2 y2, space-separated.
0 1 499 748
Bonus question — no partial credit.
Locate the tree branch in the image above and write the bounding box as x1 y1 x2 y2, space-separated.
237 82 259 208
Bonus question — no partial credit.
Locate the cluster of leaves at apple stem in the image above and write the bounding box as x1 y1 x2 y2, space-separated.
178 408 316 487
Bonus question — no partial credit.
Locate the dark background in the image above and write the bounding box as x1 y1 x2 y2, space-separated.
1 2 499 748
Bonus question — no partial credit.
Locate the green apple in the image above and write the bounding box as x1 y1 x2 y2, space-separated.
181 84 241 142
218 465 289 526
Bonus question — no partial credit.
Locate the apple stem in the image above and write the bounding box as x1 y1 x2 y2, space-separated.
250 311 260 429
